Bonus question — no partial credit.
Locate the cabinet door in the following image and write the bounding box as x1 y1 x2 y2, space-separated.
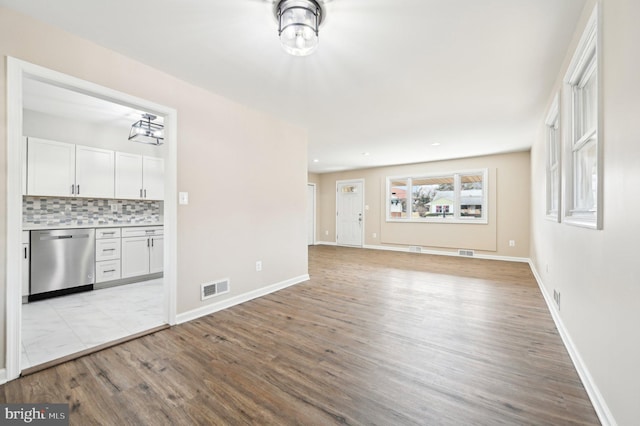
75 145 115 198
27 137 75 196
115 152 143 199
22 243 29 298
149 236 164 274
121 236 150 278
143 156 164 200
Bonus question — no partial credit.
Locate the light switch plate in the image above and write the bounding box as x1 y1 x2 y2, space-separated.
179 192 189 205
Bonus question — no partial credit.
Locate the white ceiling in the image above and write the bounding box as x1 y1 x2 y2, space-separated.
1 0 587 173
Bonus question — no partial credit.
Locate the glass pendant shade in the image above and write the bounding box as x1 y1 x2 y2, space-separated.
276 0 323 56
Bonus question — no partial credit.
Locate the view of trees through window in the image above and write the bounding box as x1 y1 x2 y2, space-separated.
387 171 486 222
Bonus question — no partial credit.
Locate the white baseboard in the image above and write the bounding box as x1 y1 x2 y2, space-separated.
0 368 6 385
316 240 337 246
176 274 310 325
362 243 529 263
528 261 616 426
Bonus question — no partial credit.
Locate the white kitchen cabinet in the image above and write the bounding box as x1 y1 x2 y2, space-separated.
22 231 30 302
121 226 163 278
115 153 164 200
75 145 115 198
27 137 76 197
26 137 115 198
95 227 121 283
143 156 164 200
149 235 164 274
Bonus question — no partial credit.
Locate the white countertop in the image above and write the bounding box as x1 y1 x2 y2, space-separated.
23 223 163 231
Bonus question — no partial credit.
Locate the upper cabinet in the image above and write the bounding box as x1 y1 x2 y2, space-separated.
27 137 115 198
75 145 116 198
115 152 164 201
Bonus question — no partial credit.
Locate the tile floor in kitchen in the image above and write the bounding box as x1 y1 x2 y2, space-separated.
21 278 165 369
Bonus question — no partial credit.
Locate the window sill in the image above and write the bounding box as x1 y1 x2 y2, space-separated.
564 215 599 229
386 218 488 225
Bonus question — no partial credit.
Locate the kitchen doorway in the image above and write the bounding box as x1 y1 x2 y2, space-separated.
5 58 178 380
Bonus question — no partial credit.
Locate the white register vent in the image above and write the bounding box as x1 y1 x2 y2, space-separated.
201 279 230 301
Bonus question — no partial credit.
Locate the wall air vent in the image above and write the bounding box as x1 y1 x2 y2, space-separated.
201 279 230 301
458 249 475 257
409 246 423 253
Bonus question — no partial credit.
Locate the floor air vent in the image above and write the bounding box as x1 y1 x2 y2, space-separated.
201 279 230 301
458 249 475 257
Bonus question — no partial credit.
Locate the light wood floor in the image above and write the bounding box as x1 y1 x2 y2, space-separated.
1 246 599 425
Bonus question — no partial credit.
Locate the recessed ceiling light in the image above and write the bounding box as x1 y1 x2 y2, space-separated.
362 152 370 156
313 158 320 163
431 143 441 146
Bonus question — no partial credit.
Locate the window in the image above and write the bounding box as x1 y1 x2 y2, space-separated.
386 169 487 223
564 6 600 229
545 94 560 221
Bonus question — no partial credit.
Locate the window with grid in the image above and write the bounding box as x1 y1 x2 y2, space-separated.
564 7 600 229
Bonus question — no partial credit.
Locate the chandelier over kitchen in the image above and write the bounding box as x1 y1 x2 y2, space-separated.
274 0 324 56
129 113 164 145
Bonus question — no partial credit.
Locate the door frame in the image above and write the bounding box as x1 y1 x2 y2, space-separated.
335 179 365 247
307 183 317 246
5 57 178 381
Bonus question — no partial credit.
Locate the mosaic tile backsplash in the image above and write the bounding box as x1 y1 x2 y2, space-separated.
23 197 162 227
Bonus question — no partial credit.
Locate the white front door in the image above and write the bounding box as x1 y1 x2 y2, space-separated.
336 181 364 247
307 184 316 245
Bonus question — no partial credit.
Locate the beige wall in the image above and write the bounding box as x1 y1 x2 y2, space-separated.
530 0 639 423
317 151 530 258
0 8 308 366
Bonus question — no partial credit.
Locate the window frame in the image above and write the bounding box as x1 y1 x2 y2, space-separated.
563 5 601 229
545 93 561 222
386 169 488 224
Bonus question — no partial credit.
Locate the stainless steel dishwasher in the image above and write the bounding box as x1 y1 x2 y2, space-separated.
30 228 95 301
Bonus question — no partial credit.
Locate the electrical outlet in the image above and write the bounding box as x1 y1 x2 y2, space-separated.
256 261 262 272
111 203 118 212
325 230 329 236
372 232 377 239
509 240 515 247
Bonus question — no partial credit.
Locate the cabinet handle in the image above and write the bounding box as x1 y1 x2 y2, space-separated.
151 238 154 247
24 247 27 259
147 238 150 247
77 184 80 195
103 269 116 273
140 188 143 198
102 248 116 252
102 232 116 235
71 184 75 195
144 189 147 198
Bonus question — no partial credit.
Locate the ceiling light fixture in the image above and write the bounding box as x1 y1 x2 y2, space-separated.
274 0 324 56
129 113 164 145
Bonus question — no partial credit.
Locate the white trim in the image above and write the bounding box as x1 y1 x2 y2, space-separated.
545 92 561 223
5 57 179 380
176 274 310 324
0 369 7 385
335 179 365 248
317 240 337 246
528 261 616 426
362 244 528 263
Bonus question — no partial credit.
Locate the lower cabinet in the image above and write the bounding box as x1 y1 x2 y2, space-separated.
95 228 122 283
22 231 30 301
121 226 163 279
